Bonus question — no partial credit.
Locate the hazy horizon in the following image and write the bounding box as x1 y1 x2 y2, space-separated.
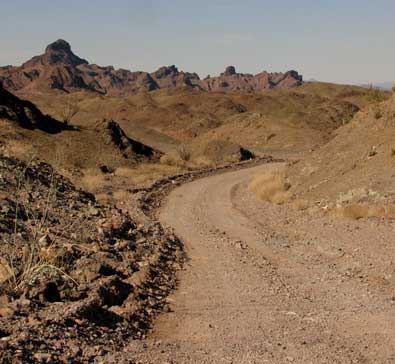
1 0 394 85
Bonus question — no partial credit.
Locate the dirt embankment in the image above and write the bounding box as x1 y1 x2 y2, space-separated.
285 95 395 217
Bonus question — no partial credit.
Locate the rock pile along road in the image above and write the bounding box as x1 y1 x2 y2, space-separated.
133 163 395 364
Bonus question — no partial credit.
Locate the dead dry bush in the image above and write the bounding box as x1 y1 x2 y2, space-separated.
59 96 80 125
177 144 191 162
249 165 291 204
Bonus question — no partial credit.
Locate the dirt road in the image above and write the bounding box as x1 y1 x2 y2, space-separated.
132 163 395 363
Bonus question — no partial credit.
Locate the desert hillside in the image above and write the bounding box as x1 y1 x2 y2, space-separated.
284 93 395 216
17 81 386 159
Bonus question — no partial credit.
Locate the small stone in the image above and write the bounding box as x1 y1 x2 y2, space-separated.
0 306 15 318
33 353 52 362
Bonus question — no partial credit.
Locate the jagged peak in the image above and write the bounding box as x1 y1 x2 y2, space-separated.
43 39 88 66
45 39 72 53
221 66 237 77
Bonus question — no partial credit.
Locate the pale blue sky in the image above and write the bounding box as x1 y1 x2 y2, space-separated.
1 0 394 84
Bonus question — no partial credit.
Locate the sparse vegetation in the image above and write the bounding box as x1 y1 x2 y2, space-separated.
160 154 187 168
2 160 77 291
374 108 383 119
177 144 191 162
80 168 108 192
59 96 80 125
335 203 395 220
367 85 388 104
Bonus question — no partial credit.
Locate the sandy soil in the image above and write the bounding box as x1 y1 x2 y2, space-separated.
130 163 395 364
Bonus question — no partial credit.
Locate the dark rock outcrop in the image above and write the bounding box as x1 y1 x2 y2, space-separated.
0 82 66 133
95 119 162 161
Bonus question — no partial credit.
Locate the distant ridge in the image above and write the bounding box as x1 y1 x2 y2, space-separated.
0 40 303 95
360 81 394 91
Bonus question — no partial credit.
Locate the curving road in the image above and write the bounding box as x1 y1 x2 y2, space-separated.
132 163 395 364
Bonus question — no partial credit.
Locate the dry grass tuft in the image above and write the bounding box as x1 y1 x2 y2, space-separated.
3 163 78 291
160 154 214 170
113 189 133 203
80 169 107 192
114 167 137 179
249 165 291 204
335 203 395 219
159 154 187 168
115 164 182 185
191 156 214 168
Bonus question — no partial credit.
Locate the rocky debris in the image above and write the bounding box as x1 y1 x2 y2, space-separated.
0 154 183 363
0 40 303 95
95 119 162 162
0 83 66 133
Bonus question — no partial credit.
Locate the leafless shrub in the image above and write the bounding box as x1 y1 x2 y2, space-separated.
177 144 191 162
59 96 80 125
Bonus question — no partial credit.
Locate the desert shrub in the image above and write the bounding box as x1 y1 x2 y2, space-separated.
249 165 291 204
80 169 107 192
374 108 383 119
160 154 186 167
3 162 77 290
115 164 182 186
59 96 79 125
191 156 213 168
114 167 136 178
113 189 132 203
367 85 387 104
177 144 191 162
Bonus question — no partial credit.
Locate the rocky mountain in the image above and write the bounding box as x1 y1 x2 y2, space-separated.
201 66 302 92
0 40 303 95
